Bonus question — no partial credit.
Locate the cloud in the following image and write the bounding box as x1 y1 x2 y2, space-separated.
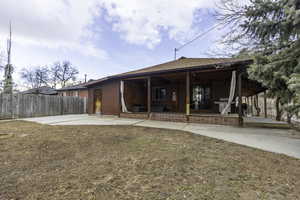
100 0 218 48
0 0 107 59
0 0 221 55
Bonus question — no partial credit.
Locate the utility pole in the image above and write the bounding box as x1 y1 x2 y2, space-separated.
84 74 87 83
3 21 13 95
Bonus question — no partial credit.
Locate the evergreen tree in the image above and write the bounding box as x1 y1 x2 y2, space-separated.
219 0 300 122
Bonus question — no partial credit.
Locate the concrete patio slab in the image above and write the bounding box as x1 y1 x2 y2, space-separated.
22 114 144 126
243 117 290 129
184 124 300 159
53 117 144 126
20 114 300 159
134 120 188 130
21 114 90 125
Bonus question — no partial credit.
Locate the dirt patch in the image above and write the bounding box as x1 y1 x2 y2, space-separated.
0 121 299 200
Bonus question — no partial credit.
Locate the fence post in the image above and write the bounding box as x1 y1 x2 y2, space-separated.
84 97 86 113
60 96 64 115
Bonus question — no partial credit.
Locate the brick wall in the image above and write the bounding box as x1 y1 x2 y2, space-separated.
120 112 149 119
149 113 187 122
119 112 240 126
189 115 240 126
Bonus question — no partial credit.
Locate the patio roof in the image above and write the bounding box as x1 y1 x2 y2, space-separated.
85 57 253 86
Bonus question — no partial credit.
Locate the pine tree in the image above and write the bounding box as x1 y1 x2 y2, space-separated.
247 0 300 122
219 0 300 122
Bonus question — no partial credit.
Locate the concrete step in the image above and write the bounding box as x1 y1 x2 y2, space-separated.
244 122 291 129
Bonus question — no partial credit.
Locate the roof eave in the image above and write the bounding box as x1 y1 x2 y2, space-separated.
111 59 253 79
85 59 253 86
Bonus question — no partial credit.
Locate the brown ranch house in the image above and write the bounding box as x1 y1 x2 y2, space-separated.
85 57 267 126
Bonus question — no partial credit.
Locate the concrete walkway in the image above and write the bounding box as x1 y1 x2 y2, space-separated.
21 114 300 159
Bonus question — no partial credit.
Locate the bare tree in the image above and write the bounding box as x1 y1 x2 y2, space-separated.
52 61 79 87
20 66 50 89
20 61 79 89
206 0 259 56
49 63 60 88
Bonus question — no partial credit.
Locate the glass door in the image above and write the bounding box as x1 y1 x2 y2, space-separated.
192 85 211 110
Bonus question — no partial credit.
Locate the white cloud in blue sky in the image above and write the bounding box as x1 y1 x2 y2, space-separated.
0 0 228 88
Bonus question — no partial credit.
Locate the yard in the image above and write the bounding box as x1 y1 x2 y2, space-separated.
0 121 299 200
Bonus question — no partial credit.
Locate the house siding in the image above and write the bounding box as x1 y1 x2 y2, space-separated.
101 80 120 115
87 88 95 114
87 80 120 115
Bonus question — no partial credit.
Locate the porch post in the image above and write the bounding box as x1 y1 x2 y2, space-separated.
264 90 267 118
251 96 254 115
186 71 190 115
246 97 249 115
238 72 243 126
147 77 151 115
256 94 260 116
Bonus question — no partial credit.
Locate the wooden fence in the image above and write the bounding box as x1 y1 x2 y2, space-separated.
0 94 87 120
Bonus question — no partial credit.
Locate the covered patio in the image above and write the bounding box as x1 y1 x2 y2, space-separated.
119 60 266 126
85 57 272 126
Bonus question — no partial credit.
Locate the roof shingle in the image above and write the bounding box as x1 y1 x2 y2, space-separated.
85 57 253 86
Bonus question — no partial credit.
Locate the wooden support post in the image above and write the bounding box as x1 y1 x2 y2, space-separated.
251 96 254 116
255 94 260 116
147 77 151 115
119 81 122 116
264 90 267 118
186 71 190 115
238 72 243 126
246 97 249 116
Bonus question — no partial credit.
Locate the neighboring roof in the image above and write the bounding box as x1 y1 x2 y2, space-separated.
56 83 87 91
85 57 253 86
22 86 57 95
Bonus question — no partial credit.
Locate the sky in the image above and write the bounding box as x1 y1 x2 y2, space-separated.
0 0 229 89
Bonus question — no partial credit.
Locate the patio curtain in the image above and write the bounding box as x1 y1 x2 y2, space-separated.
221 70 236 115
120 80 129 113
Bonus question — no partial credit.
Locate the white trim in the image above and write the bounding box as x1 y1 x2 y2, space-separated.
120 80 129 113
221 70 236 115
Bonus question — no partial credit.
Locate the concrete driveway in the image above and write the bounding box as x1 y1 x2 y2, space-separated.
21 114 300 159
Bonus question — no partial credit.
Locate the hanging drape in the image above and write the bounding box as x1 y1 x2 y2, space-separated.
120 80 129 113
221 70 236 115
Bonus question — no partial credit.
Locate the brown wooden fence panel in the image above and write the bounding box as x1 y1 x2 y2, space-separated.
0 94 87 119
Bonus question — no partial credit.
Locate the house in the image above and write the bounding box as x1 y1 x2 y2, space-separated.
84 57 266 126
56 83 88 98
21 86 58 95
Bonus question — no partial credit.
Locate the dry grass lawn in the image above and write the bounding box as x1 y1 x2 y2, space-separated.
0 121 299 200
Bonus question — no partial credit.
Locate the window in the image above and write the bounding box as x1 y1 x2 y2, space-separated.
192 85 211 109
153 87 167 101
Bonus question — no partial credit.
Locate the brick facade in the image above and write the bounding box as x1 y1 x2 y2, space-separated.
149 112 188 122
189 115 240 126
120 112 149 119
120 112 240 126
